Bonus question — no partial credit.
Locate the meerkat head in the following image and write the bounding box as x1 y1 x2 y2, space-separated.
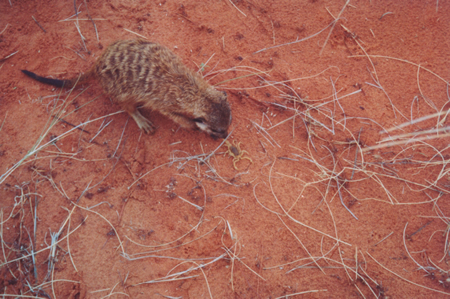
192 88 231 139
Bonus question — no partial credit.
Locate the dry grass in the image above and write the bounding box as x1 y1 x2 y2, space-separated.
2 2 450 297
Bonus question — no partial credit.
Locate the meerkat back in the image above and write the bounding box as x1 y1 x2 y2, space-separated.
94 40 176 103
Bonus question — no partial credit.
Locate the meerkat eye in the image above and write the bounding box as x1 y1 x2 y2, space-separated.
193 117 206 124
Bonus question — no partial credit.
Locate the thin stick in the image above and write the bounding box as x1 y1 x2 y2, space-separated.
0 110 124 185
253 183 284 216
32 16 47 33
72 203 125 253
403 222 429 273
267 161 352 246
132 254 226 286
193 261 213 299
227 0 246 17
1 216 85 267
90 119 113 143
113 118 128 157
0 50 19 63
270 20 275 45
379 12 394 20
278 244 338 272
219 66 337 89
125 221 222 255
74 21 88 52
367 251 450 295
128 162 171 189
274 289 327 298
357 36 405 119
178 196 203 211
0 24 9 35
59 18 106 22
1 295 48 299
84 0 99 42
66 46 86 60
349 55 449 85
319 0 350 55
0 111 7 132
251 121 281 148
372 231 393 246
133 275 200 286
62 209 77 273
277 215 325 274
382 109 450 133
363 131 450 152
76 180 92 204
254 20 336 54
380 126 450 142
124 28 148 39
52 115 90 133
417 64 437 111
0 211 18 279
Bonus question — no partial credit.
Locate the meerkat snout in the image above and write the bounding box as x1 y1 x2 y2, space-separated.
192 88 231 139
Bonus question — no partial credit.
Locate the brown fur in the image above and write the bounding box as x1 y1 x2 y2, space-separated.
23 40 232 138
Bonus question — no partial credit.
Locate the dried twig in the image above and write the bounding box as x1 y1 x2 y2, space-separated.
32 16 47 33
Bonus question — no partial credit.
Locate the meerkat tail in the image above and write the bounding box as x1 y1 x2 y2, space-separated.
21 70 69 88
21 70 91 88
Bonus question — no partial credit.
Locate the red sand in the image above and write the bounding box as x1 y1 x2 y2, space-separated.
1 1 450 298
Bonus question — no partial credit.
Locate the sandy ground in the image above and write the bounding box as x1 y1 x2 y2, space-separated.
1 0 450 298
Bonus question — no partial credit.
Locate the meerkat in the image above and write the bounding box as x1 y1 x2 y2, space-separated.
22 39 232 139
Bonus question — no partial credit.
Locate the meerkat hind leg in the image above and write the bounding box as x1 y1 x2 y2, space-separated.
130 109 155 134
119 98 155 134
